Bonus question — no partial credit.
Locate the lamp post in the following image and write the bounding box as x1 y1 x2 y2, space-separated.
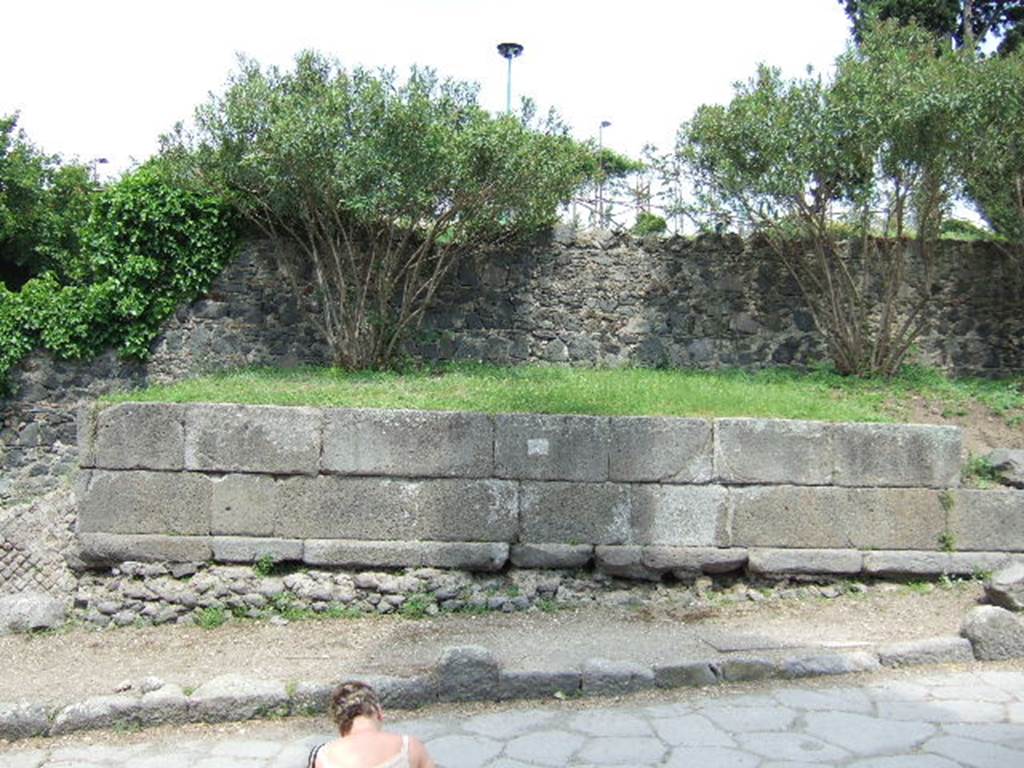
598 121 611 226
496 42 523 114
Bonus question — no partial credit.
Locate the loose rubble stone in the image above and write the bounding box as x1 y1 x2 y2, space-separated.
962 605 1024 660
985 448 1024 488
985 562 1024 611
0 592 65 635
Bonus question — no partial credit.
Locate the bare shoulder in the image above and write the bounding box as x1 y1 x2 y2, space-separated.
407 734 436 768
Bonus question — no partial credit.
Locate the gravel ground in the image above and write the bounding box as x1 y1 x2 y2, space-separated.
0 580 984 706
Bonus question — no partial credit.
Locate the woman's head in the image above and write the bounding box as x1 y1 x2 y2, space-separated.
329 681 382 735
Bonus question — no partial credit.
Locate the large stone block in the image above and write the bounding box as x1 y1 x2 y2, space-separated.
303 540 509 571
949 490 1024 551
77 533 213 564
275 477 517 541
748 548 863 577
714 418 832 485
641 546 748 576
519 482 632 544
594 545 663 581
93 403 185 470
608 417 712 483
862 551 951 577
630 484 728 546
77 470 212 535
322 408 493 478
185 404 321 475
494 414 609 481
962 605 1024 660
831 423 962 488
210 474 279 536
435 646 500 702
510 543 594 569
211 537 303 563
730 486 946 550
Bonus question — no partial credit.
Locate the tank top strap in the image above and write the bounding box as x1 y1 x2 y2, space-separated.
401 734 409 753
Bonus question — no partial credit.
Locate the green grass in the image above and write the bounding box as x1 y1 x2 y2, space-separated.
100 362 1023 425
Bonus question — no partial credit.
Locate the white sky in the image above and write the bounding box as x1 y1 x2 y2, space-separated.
2 1 852 178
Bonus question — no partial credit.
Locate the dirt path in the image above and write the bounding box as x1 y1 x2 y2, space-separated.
1 583 983 706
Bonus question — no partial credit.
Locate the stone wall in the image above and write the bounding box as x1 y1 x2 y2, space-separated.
74 403 1024 580
3 233 1022 593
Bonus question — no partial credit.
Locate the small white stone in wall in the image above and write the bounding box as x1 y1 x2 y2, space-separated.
527 438 550 457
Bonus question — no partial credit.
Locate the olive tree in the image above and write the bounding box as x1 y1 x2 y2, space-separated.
678 22 971 376
164 52 594 369
961 50 1024 252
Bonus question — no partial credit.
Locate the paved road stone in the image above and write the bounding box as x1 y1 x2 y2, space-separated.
2 668 1023 767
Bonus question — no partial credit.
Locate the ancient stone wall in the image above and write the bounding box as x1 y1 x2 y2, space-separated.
3 233 1022 594
73 403 1024 582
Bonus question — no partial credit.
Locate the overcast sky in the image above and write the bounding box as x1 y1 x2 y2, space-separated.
3 1 852 177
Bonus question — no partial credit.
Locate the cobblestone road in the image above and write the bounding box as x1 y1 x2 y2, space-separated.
2 667 1023 768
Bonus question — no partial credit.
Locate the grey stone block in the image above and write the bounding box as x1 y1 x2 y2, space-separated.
832 422 962 488
77 402 98 469
498 670 582 701
609 417 712 483
581 658 655 696
962 605 1024 660
877 636 974 667
595 546 663 581
519 482 632 544
510 543 593 569
748 548 863 577
0 592 66 635
211 474 278 536
654 662 718 689
715 419 832 485
77 470 212 535
322 408 493 478
93 403 185 470
51 694 140 735
863 551 951 577
782 651 880 678
188 674 289 722
276 477 517 542
361 675 437 710
731 486 945 550
0 702 50 740
947 551 1017 576
436 646 500 702
304 540 509 572
630 484 729 546
717 657 781 682
639 546 748 577
137 684 190 727
185 404 321 475
77 533 213 564
949 490 1024 551
986 563 1024 611
495 414 609 481
212 537 303 564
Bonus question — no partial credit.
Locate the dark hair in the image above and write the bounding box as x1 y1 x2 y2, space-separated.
329 681 382 735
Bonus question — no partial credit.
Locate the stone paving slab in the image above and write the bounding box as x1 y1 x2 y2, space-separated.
3 666 1022 767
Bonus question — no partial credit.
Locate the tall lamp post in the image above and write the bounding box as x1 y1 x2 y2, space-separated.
598 121 611 226
496 42 524 114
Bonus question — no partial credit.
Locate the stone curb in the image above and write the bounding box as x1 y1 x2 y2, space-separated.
0 632 1014 743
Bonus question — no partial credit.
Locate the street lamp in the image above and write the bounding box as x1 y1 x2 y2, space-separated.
598 121 611 226
496 42 524 114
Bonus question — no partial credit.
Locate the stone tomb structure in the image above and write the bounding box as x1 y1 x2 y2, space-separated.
75 403 1024 579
